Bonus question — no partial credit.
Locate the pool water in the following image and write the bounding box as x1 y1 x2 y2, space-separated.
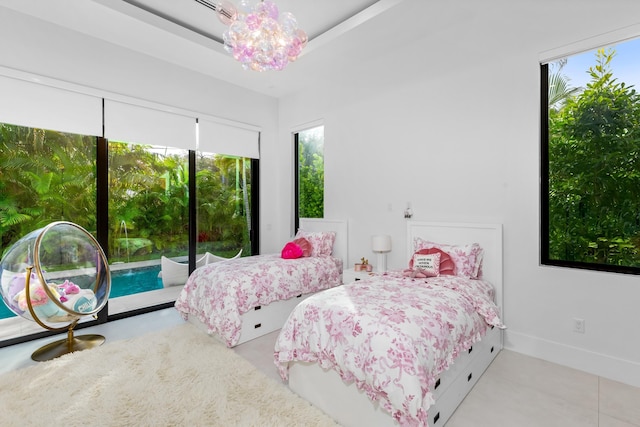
108 265 163 298
0 265 162 320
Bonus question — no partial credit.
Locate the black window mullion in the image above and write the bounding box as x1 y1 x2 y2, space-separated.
540 63 550 265
95 135 109 324
294 132 300 233
188 149 197 274
251 157 260 255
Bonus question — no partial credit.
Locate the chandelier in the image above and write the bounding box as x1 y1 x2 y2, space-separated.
196 0 308 72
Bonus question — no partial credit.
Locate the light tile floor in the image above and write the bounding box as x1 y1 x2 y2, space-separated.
1 308 639 427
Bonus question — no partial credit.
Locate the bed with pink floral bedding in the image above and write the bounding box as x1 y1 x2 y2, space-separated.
175 253 342 347
274 271 504 426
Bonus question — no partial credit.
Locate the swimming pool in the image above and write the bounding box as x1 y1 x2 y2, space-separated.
0 265 162 320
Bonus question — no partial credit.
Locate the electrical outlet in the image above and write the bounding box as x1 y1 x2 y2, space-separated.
573 318 585 333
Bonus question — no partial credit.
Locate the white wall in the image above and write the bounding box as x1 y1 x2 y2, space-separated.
278 0 640 387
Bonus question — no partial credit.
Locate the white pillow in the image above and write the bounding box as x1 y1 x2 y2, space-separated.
160 254 206 287
160 256 188 288
195 254 207 269
205 249 243 264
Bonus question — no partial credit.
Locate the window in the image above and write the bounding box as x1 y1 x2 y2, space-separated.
0 123 97 322
0 124 259 343
196 152 253 259
542 38 640 274
0 78 261 345
107 142 190 313
294 125 324 230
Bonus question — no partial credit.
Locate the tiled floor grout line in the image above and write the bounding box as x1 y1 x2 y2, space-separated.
597 376 600 427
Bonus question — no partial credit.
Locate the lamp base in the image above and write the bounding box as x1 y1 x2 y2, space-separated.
376 253 388 273
31 334 105 362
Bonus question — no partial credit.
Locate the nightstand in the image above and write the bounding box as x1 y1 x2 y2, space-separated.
342 269 374 284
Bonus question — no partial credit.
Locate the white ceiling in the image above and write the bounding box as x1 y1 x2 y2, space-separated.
0 0 408 98
122 0 382 43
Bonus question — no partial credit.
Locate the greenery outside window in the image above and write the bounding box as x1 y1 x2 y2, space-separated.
107 142 190 311
542 38 640 274
196 152 253 259
0 123 97 321
294 125 324 230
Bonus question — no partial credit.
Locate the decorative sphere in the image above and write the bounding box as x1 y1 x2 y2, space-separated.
296 29 308 48
238 0 258 14
257 0 279 20
0 222 110 328
245 13 261 31
216 0 238 26
280 12 298 35
226 2 306 72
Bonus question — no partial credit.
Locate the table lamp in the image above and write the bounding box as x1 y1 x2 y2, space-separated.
371 235 392 273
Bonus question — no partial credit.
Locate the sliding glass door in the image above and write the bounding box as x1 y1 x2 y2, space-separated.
196 152 253 260
107 141 190 314
0 123 97 337
0 123 259 344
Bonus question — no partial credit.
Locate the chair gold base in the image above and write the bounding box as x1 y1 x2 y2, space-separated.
31 333 105 362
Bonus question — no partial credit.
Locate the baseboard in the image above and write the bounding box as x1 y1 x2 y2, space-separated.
504 330 640 388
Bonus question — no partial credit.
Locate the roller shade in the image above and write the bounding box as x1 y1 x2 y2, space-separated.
104 99 196 149
198 119 260 159
0 75 102 136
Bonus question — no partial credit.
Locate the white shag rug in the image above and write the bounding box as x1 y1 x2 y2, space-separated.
0 323 337 426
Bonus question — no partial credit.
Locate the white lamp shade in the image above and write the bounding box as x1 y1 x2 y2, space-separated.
371 235 392 252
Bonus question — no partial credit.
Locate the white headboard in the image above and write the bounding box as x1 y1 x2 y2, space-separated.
299 219 348 269
406 221 503 315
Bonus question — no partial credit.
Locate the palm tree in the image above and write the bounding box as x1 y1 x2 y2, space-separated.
548 59 582 110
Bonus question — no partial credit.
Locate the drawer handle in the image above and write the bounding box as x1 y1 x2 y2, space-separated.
434 378 441 389
468 346 473 354
433 412 440 424
254 323 262 329
254 305 261 311
467 372 473 382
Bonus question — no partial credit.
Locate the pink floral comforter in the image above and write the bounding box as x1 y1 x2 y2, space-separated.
175 254 342 347
274 272 504 426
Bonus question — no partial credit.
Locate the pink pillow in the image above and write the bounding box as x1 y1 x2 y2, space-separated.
281 242 303 259
411 252 441 277
409 248 455 275
414 238 484 279
294 230 336 257
292 237 312 257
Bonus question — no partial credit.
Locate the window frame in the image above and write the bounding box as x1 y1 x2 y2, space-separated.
293 124 325 232
540 57 640 276
294 131 301 233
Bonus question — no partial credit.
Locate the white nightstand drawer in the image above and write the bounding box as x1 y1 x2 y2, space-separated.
342 270 374 284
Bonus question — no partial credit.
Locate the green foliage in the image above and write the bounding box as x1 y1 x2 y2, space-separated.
108 143 251 261
548 59 582 110
195 155 251 254
0 129 251 261
0 125 96 255
548 48 640 266
298 128 324 218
